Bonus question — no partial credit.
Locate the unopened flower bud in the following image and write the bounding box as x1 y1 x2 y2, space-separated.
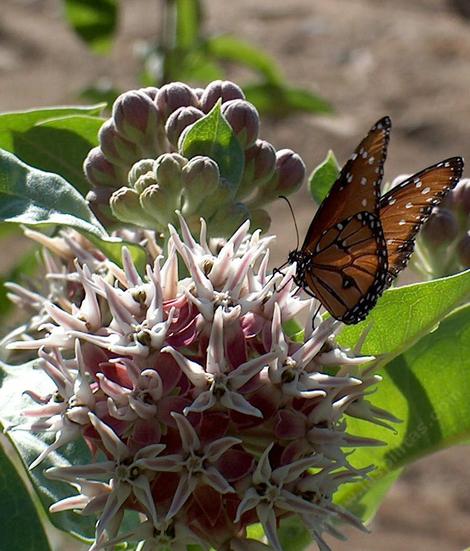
210 202 249 236
128 159 156 187
110 187 155 227
165 106 204 147
98 120 141 168
141 86 159 100
193 87 205 102
238 140 276 200
155 82 198 120
221 99 259 148
452 178 470 216
249 208 271 233
154 153 187 196
273 149 306 195
181 156 220 215
421 207 459 247
200 80 245 113
83 147 121 187
457 231 470 268
139 184 177 228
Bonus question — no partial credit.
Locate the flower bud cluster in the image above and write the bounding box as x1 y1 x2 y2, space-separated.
84 80 305 237
6 217 395 551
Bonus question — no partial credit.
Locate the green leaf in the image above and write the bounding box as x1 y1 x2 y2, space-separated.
63 0 118 54
0 106 105 194
308 150 340 204
338 270 470 362
181 102 244 189
0 148 106 238
278 517 311 551
243 82 333 117
0 361 95 540
336 305 470 519
206 35 283 84
0 436 51 550
176 0 202 49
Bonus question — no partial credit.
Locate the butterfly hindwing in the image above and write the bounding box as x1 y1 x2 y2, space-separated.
379 156 463 280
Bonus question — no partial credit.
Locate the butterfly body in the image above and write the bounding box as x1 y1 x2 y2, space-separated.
287 117 463 324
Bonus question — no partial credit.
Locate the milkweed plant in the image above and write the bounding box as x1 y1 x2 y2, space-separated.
0 80 468 551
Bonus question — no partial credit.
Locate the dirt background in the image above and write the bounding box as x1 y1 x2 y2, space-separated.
1 0 470 550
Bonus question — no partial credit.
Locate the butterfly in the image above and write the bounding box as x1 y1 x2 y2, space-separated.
287 116 464 325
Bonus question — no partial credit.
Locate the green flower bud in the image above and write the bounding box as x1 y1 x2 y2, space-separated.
84 147 122 187
200 80 245 113
457 231 470 268
99 120 141 168
209 201 249 237
134 172 158 194
421 207 459 247
112 90 160 153
154 153 187 196
249 208 271 233
181 156 220 216
221 99 259 148
452 179 470 216
165 106 204 147
128 159 156 187
156 82 198 120
139 184 177 228
110 187 156 227
237 139 276 200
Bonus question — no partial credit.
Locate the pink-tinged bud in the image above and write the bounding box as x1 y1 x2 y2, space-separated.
98 120 141 168
421 207 460 247
457 231 470 268
238 140 277 200
193 87 205 102
165 106 204 147
110 187 155 227
200 80 245 113
181 156 220 215
270 149 306 196
112 90 160 151
83 147 121 188
221 99 260 148
155 82 198 120
452 178 470 216
140 86 159 100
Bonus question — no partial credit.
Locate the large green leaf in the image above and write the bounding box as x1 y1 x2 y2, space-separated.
63 0 118 53
0 106 105 194
338 270 470 361
0 362 95 540
0 429 51 550
181 102 244 189
335 305 470 519
308 149 340 205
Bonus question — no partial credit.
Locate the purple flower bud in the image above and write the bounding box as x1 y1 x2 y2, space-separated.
83 147 121 187
452 178 470 216
272 149 306 195
193 87 205 102
457 231 470 268
165 106 204 147
155 82 198 120
112 90 160 152
200 80 245 113
421 207 460 247
98 120 141 168
221 99 260 148
181 156 220 215
110 187 155 226
140 86 159 100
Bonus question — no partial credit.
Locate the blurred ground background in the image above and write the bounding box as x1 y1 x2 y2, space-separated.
1 0 470 549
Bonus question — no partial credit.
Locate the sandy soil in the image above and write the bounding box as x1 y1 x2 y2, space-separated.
1 0 470 550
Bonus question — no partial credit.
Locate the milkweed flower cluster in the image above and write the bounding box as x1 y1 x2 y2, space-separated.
84 80 305 237
5 216 397 551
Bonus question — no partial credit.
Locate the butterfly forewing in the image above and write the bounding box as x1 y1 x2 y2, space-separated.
303 116 391 252
304 211 388 323
379 156 463 280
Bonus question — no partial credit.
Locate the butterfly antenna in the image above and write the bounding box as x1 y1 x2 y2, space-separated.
279 195 300 250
